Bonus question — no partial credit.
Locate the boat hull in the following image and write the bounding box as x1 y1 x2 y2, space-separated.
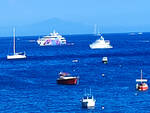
38 40 66 46
136 83 148 91
102 61 108 64
7 54 26 59
90 44 112 49
82 100 95 108
57 78 78 85
138 85 148 91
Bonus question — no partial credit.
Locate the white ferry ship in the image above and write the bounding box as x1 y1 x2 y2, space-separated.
37 30 66 46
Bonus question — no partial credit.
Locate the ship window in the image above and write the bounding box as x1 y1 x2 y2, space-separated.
84 96 87 99
89 96 92 99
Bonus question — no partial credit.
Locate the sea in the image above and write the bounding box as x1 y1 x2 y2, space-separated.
0 33 150 113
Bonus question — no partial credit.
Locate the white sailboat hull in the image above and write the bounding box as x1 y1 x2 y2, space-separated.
7 54 26 59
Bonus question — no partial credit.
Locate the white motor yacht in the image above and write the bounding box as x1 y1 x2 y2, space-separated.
37 30 66 46
90 34 112 49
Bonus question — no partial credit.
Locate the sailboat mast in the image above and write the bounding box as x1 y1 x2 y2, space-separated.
141 69 143 83
94 24 97 35
13 28 16 54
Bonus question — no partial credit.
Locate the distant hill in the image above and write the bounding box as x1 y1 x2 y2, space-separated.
0 18 93 37
0 18 149 37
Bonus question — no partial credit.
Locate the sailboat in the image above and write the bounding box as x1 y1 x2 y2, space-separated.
136 70 148 91
7 28 26 60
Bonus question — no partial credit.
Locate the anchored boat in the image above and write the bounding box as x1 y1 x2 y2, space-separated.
102 57 108 64
37 30 66 46
136 70 148 91
7 28 26 60
89 34 112 49
57 72 79 85
81 89 96 108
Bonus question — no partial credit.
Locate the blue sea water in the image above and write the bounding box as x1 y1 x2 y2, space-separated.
0 33 150 112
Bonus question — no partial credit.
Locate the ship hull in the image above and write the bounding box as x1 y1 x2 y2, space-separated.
38 40 66 46
57 78 78 85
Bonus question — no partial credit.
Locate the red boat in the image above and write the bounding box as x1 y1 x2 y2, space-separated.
57 72 79 85
136 70 148 91
136 83 148 91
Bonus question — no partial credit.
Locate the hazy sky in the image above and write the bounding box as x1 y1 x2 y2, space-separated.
0 0 150 32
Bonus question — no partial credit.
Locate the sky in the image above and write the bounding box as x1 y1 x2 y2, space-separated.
0 0 150 35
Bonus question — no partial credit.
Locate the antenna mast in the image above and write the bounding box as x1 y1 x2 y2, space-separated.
13 28 16 54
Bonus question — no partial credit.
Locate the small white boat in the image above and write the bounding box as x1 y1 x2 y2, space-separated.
102 57 108 64
37 30 66 46
81 89 96 108
72 59 78 63
7 28 26 60
138 32 143 35
89 34 112 49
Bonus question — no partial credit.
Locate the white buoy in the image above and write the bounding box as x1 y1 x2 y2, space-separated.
102 74 105 77
101 106 104 110
135 93 138 96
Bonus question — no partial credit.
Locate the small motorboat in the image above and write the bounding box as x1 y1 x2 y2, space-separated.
81 89 96 108
102 57 108 64
136 70 148 91
57 72 79 85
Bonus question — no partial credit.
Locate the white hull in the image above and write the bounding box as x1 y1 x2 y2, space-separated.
90 35 113 49
37 30 66 46
38 41 66 46
7 54 26 59
82 100 95 108
102 57 108 62
90 44 112 49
